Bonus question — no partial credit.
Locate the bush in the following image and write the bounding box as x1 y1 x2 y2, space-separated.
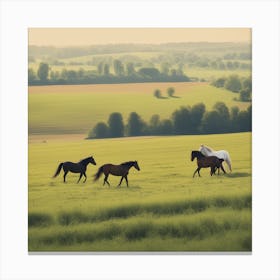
88 122 109 139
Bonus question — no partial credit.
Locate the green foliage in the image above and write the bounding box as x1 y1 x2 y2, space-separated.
212 75 252 102
138 67 160 78
28 68 37 83
87 101 251 138
37 62 50 81
190 103 206 133
113 59 125 76
240 88 252 102
108 112 124 138
172 106 192 134
88 122 109 139
224 75 242 93
201 111 222 134
167 87 175 97
153 89 162 99
29 213 53 227
211 77 226 88
127 112 146 136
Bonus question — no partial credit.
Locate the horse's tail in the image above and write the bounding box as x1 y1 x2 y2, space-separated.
53 163 63 178
225 154 232 172
94 165 104 181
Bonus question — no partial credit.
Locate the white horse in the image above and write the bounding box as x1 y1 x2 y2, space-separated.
199 144 232 172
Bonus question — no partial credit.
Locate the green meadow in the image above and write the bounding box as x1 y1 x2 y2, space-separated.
28 132 251 251
29 82 250 135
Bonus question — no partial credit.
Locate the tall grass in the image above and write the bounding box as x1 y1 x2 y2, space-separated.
29 209 251 251
29 193 251 227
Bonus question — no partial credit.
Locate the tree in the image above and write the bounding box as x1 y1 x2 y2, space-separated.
103 64 110 76
138 68 160 78
224 75 242 93
88 122 109 139
211 77 226 88
242 76 252 92
113 59 124 76
126 63 136 76
213 102 230 133
172 106 192 134
159 119 173 135
240 88 252 102
160 62 170 75
167 87 175 97
37 62 50 82
108 112 124 137
127 112 145 136
149 114 161 134
28 68 37 83
97 62 104 75
230 106 240 132
190 103 206 133
154 89 162 98
237 105 252 132
201 111 222 134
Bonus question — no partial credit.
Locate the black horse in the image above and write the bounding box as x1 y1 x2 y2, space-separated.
191 151 225 177
94 161 140 187
53 156 96 183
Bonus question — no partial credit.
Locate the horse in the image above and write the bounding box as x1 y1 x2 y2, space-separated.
191 151 225 178
53 156 96 183
199 144 232 172
94 161 140 187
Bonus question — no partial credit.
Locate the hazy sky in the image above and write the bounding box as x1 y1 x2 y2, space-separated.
29 28 251 46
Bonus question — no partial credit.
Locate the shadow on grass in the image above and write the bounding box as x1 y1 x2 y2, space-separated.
224 172 251 178
156 96 169 99
169 95 181 98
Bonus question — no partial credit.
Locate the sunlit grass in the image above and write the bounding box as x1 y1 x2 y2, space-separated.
28 133 251 251
28 82 251 134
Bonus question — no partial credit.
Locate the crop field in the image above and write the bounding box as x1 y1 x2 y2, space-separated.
29 82 251 135
28 132 251 252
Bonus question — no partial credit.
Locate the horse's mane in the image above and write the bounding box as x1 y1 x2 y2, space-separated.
79 156 92 164
201 145 214 152
120 161 135 167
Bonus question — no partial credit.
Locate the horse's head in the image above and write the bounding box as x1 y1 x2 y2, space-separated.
133 161 140 171
191 151 196 161
90 156 97 165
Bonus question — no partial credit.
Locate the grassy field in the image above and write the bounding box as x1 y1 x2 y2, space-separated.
29 82 251 135
28 132 251 252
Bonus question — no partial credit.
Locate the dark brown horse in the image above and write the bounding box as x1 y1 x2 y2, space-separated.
53 156 96 183
191 151 225 178
94 161 140 187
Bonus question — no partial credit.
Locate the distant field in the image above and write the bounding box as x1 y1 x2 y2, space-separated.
186 68 251 80
29 82 251 135
28 132 251 251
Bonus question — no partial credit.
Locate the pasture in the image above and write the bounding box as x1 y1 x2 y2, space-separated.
28 132 251 251
29 82 251 135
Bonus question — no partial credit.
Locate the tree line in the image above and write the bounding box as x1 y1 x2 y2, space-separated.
211 75 252 102
28 62 190 86
87 102 251 139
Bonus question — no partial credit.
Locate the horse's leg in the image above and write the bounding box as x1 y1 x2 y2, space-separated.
193 167 200 178
77 173 83 183
193 168 198 177
221 164 226 174
125 176 129 187
63 171 68 183
197 167 201 177
117 176 124 187
83 172 87 183
104 174 110 186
